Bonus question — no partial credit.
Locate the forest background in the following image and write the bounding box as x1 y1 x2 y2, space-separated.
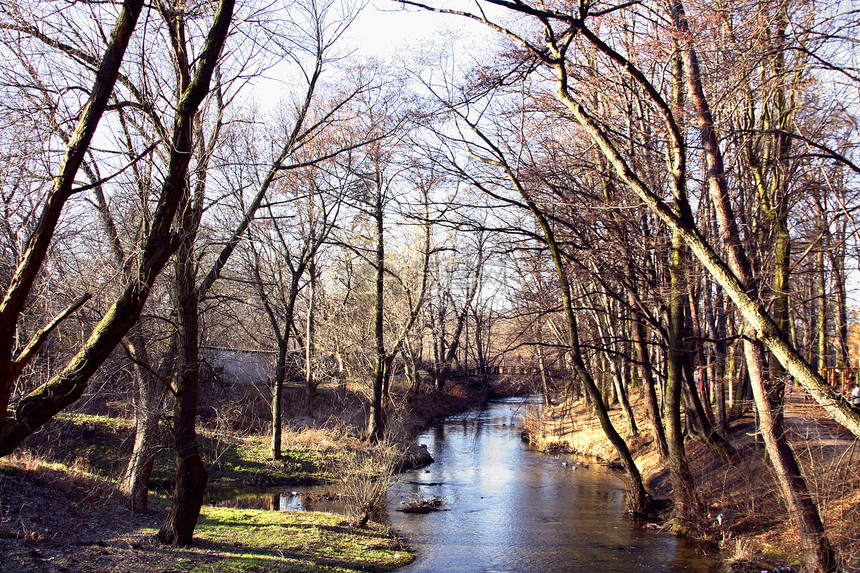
0 0 858 571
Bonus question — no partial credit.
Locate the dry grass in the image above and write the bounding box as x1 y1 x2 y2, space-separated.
280 424 366 453
339 444 398 528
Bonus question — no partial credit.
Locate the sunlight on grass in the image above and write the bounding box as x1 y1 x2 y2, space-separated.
188 507 413 572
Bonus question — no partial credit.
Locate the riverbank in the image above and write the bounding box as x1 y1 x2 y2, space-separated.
0 458 410 573
522 397 860 572
0 375 525 572
13 375 523 489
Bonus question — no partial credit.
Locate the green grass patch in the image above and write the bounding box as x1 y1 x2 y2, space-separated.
1 457 412 573
206 434 338 487
57 412 134 431
185 507 412 572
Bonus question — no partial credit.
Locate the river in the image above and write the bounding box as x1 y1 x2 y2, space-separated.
386 396 717 572
208 395 718 571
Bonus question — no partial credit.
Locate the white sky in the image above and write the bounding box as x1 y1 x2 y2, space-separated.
340 0 502 68
242 0 507 113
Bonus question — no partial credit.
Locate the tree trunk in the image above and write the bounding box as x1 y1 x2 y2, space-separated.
537 338 553 407
119 331 167 513
483 144 649 514
666 229 701 520
0 0 146 436
680 300 737 462
815 210 828 370
744 337 837 572
304 260 317 417
730 348 751 419
271 340 287 460
667 4 836 566
368 195 386 444
631 304 669 460
592 297 637 435
828 242 849 368
545 5 860 438
154 1 234 542
686 282 715 426
271 293 298 460
157 225 207 547
0 0 146 444
610 360 637 436
705 274 728 432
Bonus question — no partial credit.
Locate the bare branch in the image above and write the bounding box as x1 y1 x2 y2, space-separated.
12 293 92 378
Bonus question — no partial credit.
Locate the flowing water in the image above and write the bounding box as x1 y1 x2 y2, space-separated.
210 396 718 572
387 396 717 572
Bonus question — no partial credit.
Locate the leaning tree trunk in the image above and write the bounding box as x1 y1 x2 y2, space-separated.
0 0 146 438
534 11 841 564
564 299 648 514
536 337 553 407
679 306 737 463
491 150 650 514
609 359 637 436
686 281 715 425
744 337 837 572
667 4 836 567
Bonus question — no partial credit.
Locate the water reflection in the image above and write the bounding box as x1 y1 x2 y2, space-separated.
387 397 717 573
206 487 346 514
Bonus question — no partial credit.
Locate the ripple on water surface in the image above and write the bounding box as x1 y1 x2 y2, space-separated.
387 397 717 573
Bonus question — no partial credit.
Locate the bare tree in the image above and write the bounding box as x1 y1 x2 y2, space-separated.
0 0 200 455
248 166 344 458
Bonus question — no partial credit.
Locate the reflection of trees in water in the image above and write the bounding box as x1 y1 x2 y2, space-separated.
448 400 534 444
433 424 445 451
387 398 716 571
205 489 349 513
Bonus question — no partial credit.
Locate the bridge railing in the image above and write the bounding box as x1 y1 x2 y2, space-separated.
448 365 568 378
820 366 858 395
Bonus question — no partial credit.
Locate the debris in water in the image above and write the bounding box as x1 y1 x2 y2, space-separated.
397 496 446 514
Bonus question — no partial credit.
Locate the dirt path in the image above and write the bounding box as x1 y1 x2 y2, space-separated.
783 394 858 451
